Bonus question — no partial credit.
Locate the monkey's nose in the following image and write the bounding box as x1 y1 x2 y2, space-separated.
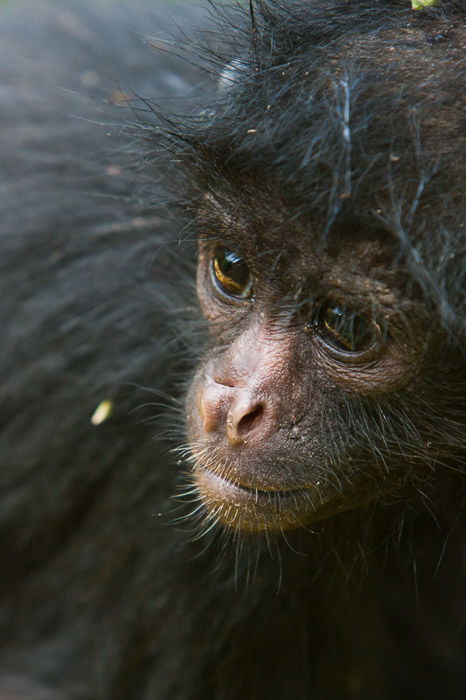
201 382 266 446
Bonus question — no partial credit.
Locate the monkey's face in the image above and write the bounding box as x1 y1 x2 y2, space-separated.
184 195 428 533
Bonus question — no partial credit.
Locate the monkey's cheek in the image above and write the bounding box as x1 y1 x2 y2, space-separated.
192 468 353 533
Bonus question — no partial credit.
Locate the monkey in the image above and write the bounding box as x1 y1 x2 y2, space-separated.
0 1 464 699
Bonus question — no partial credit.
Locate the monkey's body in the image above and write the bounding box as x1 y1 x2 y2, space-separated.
0 1 464 699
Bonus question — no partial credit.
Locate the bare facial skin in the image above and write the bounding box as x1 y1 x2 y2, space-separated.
186 225 430 532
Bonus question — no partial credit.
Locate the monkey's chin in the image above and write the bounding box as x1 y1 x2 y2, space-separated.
193 468 351 533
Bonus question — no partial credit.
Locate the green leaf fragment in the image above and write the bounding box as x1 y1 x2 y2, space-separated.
411 0 439 10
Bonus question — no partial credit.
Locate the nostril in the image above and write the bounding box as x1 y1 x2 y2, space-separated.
237 405 263 437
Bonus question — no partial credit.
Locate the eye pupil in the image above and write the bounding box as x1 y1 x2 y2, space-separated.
212 248 252 298
320 304 377 353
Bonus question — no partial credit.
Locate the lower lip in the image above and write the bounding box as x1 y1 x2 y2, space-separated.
193 468 322 532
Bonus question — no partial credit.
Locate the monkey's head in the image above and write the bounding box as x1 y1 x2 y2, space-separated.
172 1 465 533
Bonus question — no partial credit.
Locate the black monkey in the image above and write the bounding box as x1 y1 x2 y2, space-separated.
0 1 464 699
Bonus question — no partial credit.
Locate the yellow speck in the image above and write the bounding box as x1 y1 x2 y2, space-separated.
91 400 113 426
411 0 438 10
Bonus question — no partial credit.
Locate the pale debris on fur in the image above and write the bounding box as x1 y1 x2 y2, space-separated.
91 400 114 426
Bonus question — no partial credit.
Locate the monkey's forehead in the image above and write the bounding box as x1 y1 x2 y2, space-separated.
177 2 464 241
198 188 402 289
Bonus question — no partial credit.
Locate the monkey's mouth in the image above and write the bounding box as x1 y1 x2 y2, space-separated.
193 467 345 533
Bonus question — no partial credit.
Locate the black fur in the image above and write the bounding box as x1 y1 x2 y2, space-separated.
0 1 464 699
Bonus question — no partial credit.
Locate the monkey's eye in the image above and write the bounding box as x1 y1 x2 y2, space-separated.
318 304 378 354
211 248 253 299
